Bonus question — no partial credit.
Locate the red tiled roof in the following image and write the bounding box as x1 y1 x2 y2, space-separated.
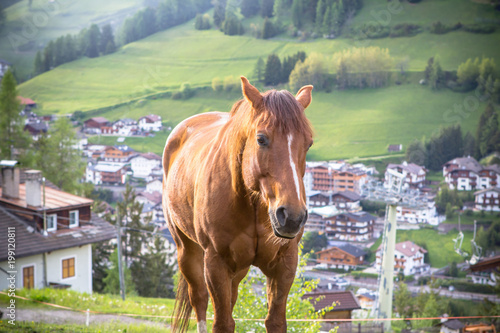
17 96 36 105
303 291 361 312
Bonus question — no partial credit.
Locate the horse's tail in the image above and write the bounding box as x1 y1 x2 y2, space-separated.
172 273 192 333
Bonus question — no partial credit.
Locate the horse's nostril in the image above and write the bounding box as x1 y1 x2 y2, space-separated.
276 206 288 227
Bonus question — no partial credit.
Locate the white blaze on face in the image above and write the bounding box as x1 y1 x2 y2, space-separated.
197 320 207 333
287 134 301 201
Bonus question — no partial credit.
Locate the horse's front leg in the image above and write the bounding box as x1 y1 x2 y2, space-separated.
262 247 299 333
204 249 235 333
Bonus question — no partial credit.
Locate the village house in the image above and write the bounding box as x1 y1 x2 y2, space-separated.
385 161 427 189
24 122 48 141
396 198 441 225
303 212 326 233
83 117 110 134
130 152 162 179
113 118 138 136
0 162 115 293
442 156 500 191
474 187 500 211
439 319 465 333
305 162 368 194
355 289 377 310
138 114 162 132
316 243 367 270
387 144 402 153
83 144 108 160
302 290 361 327
376 240 430 276
307 190 361 211
136 191 162 223
146 178 162 194
325 212 376 241
103 145 136 163
17 96 37 111
85 161 128 185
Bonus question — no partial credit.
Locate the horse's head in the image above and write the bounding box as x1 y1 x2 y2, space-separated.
237 77 313 239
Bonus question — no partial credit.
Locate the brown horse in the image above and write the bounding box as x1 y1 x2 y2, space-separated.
162 77 313 333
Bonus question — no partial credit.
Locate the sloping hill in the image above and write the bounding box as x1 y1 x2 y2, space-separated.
7 0 500 160
0 0 144 80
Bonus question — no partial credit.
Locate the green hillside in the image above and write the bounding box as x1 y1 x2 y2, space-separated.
0 0 144 80
4 0 500 160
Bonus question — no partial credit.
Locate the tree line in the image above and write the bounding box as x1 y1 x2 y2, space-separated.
406 104 500 170
34 24 116 76
33 0 213 77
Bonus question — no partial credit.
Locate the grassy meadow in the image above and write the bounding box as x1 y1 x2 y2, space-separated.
2 0 499 160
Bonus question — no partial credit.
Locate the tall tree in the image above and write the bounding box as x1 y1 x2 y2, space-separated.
476 104 500 158
103 248 136 295
261 17 276 39
273 0 287 21
213 0 227 27
291 0 303 28
241 0 260 18
131 235 176 298
64 34 77 62
0 70 29 161
315 0 326 32
463 131 476 157
264 54 282 85
157 0 176 30
394 283 414 318
100 24 116 55
33 117 85 193
261 0 275 17
33 50 44 76
85 24 101 58
254 57 265 82
43 40 55 71
429 57 444 90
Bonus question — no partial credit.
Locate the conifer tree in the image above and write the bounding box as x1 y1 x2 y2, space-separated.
0 70 23 160
291 0 303 28
264 54 282 85
213 0 227 27
100 24 116 55
33 51 44 76
315 0 326 32
241 0 260 18
261 0 275 18
254 57 265 82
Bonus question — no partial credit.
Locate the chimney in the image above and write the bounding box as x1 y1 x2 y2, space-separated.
1 160 20 199
25 170 42 207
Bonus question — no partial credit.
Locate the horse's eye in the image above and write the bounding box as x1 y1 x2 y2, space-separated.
257 135 269 147
308 141 314 150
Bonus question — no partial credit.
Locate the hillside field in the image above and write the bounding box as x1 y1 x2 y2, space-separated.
3 0 500 160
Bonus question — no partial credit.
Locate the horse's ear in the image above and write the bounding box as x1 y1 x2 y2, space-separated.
296 85 313 109
241 76 263 110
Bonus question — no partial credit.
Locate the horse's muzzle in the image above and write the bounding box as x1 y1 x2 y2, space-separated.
270 206 308 239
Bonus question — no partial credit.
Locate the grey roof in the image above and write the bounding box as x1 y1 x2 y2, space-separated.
474 187 500 196
337 243 367 258
484 164 500 174
0 205 115 261
24 122 48 133
387 162 425 175
341 211 376 222
444 156 483 173
332 190 361 201
442 319 464 330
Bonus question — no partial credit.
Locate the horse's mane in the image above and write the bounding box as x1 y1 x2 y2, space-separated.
226 89 313 192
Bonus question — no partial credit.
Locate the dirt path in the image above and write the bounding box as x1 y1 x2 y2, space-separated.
9 307 169 329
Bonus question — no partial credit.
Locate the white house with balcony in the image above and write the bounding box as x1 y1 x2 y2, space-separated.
138 114 162 132
474 187 500 211
376 241 429 276
385 161 427 189
130 153 162 179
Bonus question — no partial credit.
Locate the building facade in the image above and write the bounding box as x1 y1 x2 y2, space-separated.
325 212 375 241
376 241 429 276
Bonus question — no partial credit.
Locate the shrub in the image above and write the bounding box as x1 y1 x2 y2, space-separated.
390 23 421 37
223 75 239 92
463 23 496 34
222 15 244 36
354 23 390 39
211 77 223 92
262 17 277 39
429 21 452 34
180 82 195 99
194 13 211 30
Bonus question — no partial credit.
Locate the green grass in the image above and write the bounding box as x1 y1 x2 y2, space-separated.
0 321 176 333
396 228 473 268
348 0 500 27
0 288 175 317
0 0 144 81
443 211 500 225
90 84 491 160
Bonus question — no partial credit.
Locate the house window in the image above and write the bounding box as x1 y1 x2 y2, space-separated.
46 214 57 231
23 265 35 289
69 210 79 228
62 257 75 279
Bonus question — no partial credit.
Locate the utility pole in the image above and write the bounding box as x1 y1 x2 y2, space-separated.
116 207 125 301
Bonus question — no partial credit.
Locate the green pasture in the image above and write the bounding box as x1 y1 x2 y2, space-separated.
443 211 500 225
396 228 473 268
90 84 490 160
17 12 500 114
348 0 500 28
0 0 143 81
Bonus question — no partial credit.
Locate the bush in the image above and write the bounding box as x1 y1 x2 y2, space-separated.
262 17 277 39
463 23 496 34
353 23 390 39
222 15 244 36
211 77 223 92
179 82 195 99
194 13 211 30
223 75 239 92
390 23 421 37
439 280 495 294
